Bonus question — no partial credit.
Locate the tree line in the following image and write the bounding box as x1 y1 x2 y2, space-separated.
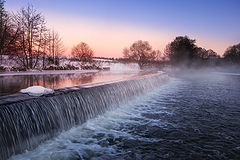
0 1 94 70
123 36 240 68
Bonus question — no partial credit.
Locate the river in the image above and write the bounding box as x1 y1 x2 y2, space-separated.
8 71 240 160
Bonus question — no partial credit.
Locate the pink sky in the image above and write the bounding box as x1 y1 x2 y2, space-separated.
46 13 234 58
5 0 239 58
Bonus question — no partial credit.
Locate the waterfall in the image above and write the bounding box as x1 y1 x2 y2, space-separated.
0 73 168 160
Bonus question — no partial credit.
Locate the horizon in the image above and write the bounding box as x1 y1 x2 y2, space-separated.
5 0 240 58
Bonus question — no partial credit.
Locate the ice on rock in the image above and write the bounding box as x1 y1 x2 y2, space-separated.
20 86 54 96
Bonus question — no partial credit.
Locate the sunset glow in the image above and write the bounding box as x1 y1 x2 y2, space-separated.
6 0 240 57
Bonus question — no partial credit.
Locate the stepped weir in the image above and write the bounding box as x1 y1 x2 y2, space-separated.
0 73 168 160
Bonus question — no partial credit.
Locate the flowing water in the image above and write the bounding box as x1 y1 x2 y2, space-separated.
5 72 240 159
0 73 167 160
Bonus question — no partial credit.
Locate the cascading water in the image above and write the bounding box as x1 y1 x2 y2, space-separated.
0 73 168 160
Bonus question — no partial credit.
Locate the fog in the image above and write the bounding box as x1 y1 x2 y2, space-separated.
161 64 240 81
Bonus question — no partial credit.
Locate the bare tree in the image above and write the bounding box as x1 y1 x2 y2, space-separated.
0 0 8 62
71 42 94 62
123 40 158 68
164 36 199 66
0 0 19 63
41 33 48 68
223 43 240 64
47 29 64 65
13 5 47 69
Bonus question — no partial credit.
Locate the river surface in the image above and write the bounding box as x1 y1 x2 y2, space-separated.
0 71 139 96
9 72 240 160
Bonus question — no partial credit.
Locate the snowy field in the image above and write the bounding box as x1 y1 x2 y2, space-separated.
0 55 140 76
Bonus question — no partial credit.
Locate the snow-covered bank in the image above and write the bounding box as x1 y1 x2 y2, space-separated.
0 61 140 76
0 55 140 75
0 55 107 72
0 70 99 76
105 62 139 73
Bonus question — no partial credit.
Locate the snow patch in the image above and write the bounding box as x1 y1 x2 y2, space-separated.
102 63 140 73
20 86 54 96
157 71 166 74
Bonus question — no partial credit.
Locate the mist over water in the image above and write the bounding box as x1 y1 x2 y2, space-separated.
9 70 240 160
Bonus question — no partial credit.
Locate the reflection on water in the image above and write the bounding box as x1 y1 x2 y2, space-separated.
0 72 138 96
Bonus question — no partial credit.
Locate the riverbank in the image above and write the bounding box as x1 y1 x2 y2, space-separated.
0 69 99 76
